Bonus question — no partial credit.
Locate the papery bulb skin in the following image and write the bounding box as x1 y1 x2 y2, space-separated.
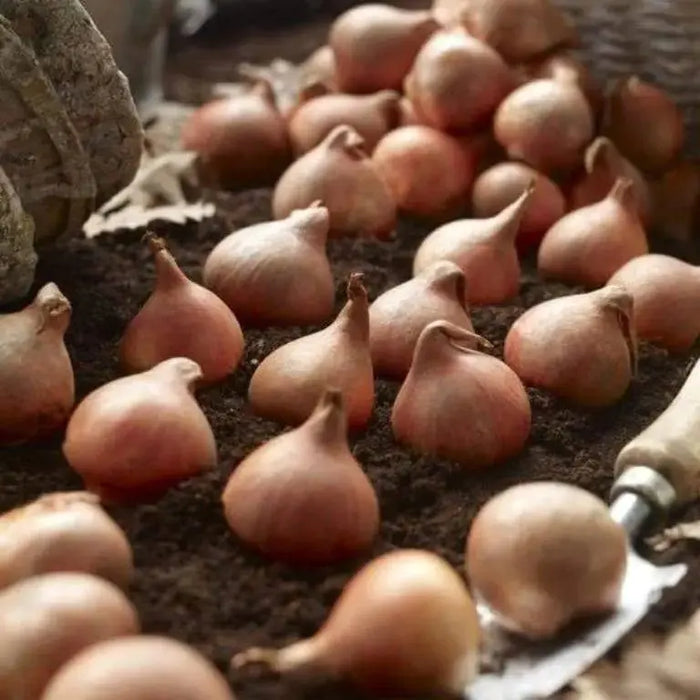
273 126 397 240
435 0 577 63
0 283 74 445
181 80 291 189
233 549 480 696
494 78 594 174
538 178 649 288
391 322 531 468
288 88 401 155
330 5 440 93
608 254 700 353
63 358 217 503
120 235 244 383
405 30 514 133
222 389 379 565
413 184 534 305
650 160 700 243
569 137 651 225
517 52 603 117
372 126 476 220
370 262 473 379
603 76 685 175
466 482 627 640
248 273 374 430
472 162 566 252
504 285 637 408
0 492 133 591
203 204 334 327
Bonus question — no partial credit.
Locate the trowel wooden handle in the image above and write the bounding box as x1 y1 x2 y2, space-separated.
614 358 700 507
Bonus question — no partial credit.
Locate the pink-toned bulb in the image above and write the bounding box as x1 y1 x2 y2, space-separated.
370 261 473 379
63 358 217 503
504 285 637 407
392 321 531 468
0 282 74 445
414 183 535 305
248 273 375 430
120 234 244 383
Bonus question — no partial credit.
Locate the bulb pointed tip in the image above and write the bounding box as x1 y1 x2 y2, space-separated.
346 272 367 300
143 231 168 255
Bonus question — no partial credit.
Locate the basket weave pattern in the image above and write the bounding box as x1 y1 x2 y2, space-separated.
554 0 700 153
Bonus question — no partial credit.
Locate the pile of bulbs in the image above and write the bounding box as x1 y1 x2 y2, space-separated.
2 0 700 696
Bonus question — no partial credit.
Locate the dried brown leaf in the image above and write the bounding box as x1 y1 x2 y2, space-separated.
82 150 214 237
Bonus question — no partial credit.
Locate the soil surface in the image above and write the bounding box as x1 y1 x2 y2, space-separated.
2 8 700 700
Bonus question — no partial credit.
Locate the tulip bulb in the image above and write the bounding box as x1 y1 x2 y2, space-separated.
0 282 74 445
288 86 401 155
603 76 685 175
181 80 291 189
120 234 244 383
436 0 577 62
223 389 379 565
538 178 649 288
203 203 334 327
370 261 473 379
494 78 594 174
330 4 440 93
0 491 132 591
466 482 627 640
372 125 476 220
608 254 700 353
471 162 566 252
504 285 637 407
0 572 139 700
42 636 235 700
248 273 374 430
392 321 531 468
569 137 651 225
273 125 397 239
413 183 535 305
233 549 480 696
63 358 217 503
405 29 514 132
650 161 700 243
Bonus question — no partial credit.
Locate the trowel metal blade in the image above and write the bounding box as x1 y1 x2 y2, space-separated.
467 550 687 700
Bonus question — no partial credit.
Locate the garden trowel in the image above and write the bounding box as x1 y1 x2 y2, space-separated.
467 357 700 700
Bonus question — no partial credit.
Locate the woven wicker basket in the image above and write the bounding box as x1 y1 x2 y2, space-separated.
554 0 700 154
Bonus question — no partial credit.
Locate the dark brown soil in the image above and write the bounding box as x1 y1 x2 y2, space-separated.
2 9 700 700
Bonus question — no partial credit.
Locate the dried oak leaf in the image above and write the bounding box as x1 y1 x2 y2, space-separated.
569 609 700 700
82 151 214 238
